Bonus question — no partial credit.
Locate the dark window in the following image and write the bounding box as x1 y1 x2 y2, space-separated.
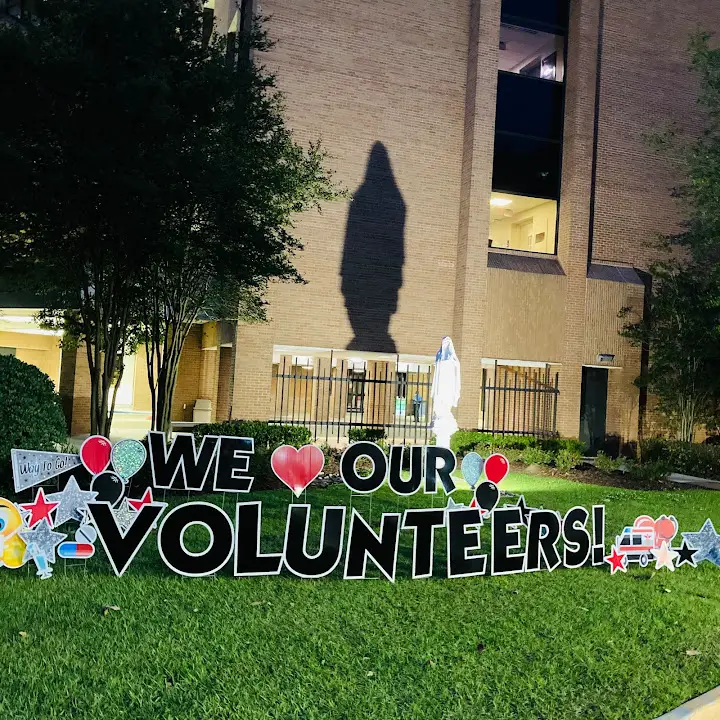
501 0 569 33
239 0 252 32
397 371 407 399
347 370 365 414
492 134 561 199
495 72 564 141
620 536 631 546
632 536 643 546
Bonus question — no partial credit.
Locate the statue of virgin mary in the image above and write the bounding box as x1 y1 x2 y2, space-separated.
430 336 461 449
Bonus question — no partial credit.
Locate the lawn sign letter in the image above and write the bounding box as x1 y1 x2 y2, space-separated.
3 434 717 579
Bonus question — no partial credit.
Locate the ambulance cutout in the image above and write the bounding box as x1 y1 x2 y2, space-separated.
615 515 678 567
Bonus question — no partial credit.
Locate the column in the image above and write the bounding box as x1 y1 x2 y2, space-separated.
452 0 502 430
229 321 275 421
556 0 603 438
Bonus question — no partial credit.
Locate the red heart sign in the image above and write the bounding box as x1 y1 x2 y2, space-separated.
271 445 325 497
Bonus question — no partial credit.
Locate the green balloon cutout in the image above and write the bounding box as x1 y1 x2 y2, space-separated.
111 439 147 481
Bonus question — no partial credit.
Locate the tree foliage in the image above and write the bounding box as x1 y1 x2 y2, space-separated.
0 0 342 435
622 33 720 441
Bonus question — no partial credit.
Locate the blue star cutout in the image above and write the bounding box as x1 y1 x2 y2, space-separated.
682 519 720 566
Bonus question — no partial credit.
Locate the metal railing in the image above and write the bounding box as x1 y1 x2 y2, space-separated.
479 363 559 437
270 357 560 443
270 356 434 444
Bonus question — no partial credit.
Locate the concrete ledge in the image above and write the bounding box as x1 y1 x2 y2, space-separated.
655 685 720 719
668 473 720 490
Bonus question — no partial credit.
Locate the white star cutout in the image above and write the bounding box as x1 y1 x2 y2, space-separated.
652 540 679 571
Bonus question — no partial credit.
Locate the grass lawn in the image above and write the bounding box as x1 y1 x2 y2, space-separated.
2 473 720 719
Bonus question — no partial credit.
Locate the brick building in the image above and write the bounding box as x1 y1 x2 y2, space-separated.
3 0 719 448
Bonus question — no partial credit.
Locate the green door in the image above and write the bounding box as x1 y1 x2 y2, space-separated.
579 367 608 455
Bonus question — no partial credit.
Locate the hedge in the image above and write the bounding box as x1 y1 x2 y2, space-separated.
639 438 720 481
0 355 67 493
192 420 311 450
347 428 386 443
451 431 584 471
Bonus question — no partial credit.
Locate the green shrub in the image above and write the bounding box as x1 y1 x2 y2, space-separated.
450 431 584 471
193 420 311 450
0 355 68 492
555 447 582 472
639 438 720 480
594 451 626 473
627 460 670 484
519 446 554 465
320 443 342 475
347 428 386 443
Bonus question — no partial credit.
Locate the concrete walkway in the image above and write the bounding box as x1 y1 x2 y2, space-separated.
70 410 151 447
655 685 720 719
667 473 720 491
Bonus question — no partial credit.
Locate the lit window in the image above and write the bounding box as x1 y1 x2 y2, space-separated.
499 23 564 82
489 192 557 255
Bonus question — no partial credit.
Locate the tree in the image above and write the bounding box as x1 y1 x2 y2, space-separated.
0 0 341 436
138 21 341 433
621 264 720 442
622 32 720 441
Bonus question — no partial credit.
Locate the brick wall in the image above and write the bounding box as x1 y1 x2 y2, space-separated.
172 325 203 422
256 0 470 356
225 0 720 446
590 0 719 270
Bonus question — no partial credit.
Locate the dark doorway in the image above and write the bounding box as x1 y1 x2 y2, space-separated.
579 367 608 455
341 142 405 353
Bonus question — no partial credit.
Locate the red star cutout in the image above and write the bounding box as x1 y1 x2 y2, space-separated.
605 545 628 575
128 487 154 512
20 488 60 528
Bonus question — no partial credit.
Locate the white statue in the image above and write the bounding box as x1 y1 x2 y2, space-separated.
430 336 461 449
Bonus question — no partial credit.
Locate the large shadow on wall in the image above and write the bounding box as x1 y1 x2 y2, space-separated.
341 142 405 353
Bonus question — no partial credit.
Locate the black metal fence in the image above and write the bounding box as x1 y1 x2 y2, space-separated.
270 356 434 445
270 357 559 443
479 363 559 437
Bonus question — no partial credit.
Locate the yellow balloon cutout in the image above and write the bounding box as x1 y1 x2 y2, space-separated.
0 498 27 569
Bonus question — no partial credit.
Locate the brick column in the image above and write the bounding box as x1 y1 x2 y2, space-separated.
58 346 93 437
364 360 396 429
229 321 275 421
556 0 603 438
197 323 221 420
452 0 502 429
215 347 233 422
311 356 333 424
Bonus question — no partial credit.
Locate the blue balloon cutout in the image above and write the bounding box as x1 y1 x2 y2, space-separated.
461 452 484 488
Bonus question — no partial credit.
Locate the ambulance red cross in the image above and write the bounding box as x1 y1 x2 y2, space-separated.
614 514 678 568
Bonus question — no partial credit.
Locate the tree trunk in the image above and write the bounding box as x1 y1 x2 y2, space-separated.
679 397 696 443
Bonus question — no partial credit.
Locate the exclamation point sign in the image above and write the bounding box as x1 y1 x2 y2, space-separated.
592 505 606 565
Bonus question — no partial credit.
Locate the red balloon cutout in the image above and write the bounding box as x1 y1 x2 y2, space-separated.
271 444 325 497
484 453 510 484
80 435 112 475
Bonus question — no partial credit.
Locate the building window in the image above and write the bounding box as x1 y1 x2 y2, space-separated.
397 371 407 399
499 23 564 82
346 369 366 414
489 192 557 254
501 0 569 35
